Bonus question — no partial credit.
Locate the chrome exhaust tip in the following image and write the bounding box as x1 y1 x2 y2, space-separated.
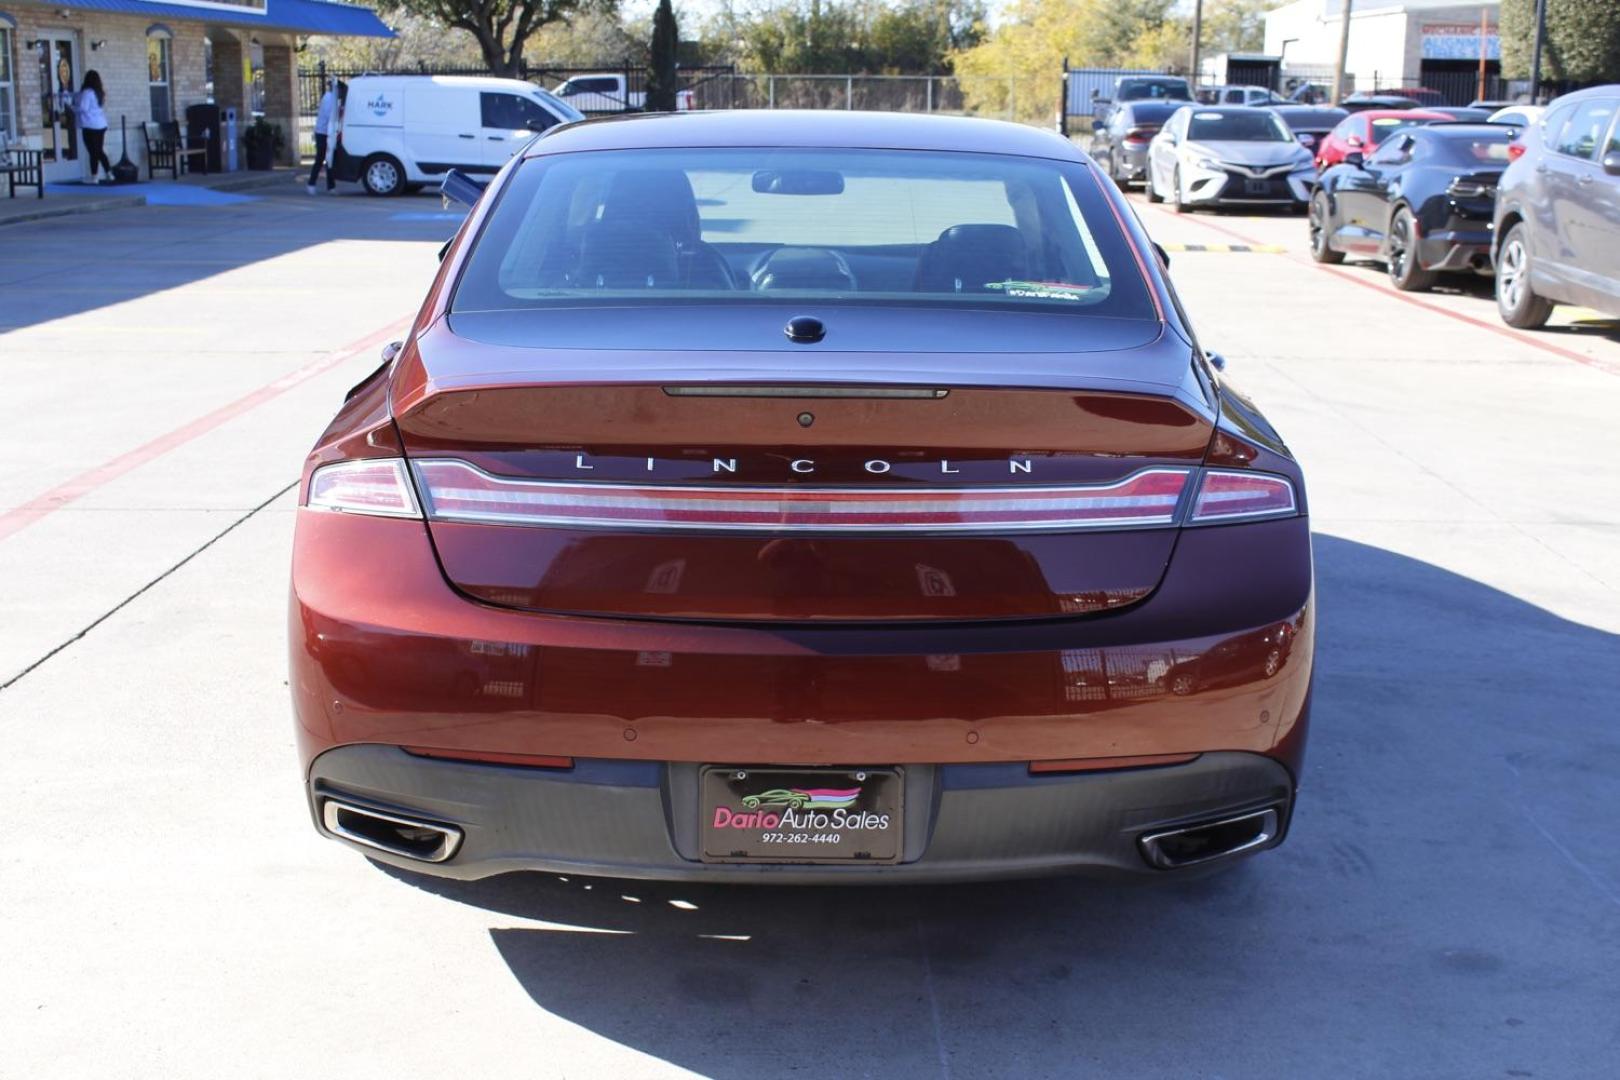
320 798 463 863
1138 806 1281 870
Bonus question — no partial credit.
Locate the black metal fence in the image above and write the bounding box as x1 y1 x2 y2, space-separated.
297 62 737 117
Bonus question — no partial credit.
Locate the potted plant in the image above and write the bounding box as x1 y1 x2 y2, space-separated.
243 118 283 170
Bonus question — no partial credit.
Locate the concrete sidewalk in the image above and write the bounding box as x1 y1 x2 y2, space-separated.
0 167 307 227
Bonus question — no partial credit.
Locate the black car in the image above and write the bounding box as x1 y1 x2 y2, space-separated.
1425 106 1497 122
1092 101 1183 188
1266 105 1349 158
1309 122 1515 291
1339 93 1422 113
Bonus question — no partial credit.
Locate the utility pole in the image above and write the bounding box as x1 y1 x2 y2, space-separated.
1189 0 1204 86
1477 7 1488 104
1330 0 1353 104
1529 0 1548 103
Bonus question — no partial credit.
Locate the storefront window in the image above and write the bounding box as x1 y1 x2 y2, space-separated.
0 26 17 144
147 33 172 123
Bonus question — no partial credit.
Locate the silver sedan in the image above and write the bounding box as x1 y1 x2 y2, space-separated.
1147 106 1317 213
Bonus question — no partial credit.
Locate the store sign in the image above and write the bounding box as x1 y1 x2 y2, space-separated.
1422 24 1500 61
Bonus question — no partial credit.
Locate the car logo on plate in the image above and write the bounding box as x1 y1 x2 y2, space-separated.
740 787 860 810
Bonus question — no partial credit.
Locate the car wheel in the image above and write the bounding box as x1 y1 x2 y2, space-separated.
361 154 405 197
1169 673 1196 696
1496 223 1554 329
1171 167 1189 214
1308 191 1343 264
1385 207 1437 292
1146 166 1164 203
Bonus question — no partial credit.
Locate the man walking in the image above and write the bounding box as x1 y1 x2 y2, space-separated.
307 79 338 195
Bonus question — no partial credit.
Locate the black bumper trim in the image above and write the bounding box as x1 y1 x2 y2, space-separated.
308 745 1295 883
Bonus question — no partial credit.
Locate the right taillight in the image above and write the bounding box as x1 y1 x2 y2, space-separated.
1507 140 1527 161
1189 469 1297 523
307 458 422 518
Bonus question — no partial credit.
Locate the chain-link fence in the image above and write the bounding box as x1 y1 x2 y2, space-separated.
724 73 1058 125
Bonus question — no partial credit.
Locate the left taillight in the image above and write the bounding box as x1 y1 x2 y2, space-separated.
307 459 422 518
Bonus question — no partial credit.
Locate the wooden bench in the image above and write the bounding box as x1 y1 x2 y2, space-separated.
140 121 208 179
1 145 44 199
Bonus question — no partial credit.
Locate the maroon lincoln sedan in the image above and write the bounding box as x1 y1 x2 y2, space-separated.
290 110 1314 882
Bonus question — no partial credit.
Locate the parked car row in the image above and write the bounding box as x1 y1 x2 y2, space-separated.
1307 86 1620 331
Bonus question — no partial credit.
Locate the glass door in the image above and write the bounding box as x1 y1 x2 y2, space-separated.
35 35 80 180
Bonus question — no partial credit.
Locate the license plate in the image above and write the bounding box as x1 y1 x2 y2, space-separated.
700 766 903 864
1245 179 1271 194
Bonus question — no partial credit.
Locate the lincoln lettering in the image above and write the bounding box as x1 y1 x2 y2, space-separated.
564 455 1035 475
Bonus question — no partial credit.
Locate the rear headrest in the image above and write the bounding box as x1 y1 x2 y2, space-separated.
572 220 679 289
601 169 703 245
751 247 857 292
915 224 1029 293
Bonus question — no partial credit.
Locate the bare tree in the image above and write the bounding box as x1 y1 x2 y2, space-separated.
378 0 589 76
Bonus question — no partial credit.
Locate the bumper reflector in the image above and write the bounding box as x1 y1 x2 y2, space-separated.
412 459 1193 532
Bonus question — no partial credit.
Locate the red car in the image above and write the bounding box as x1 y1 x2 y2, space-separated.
1315 109 1449 169
291 111 1315 883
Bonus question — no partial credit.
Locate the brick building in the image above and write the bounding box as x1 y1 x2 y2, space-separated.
0 0 389 181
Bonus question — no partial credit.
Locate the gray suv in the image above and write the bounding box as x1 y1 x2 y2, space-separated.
1493 86 1620 328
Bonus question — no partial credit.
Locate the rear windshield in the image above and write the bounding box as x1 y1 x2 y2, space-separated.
1434 130 1513 164
451 147 1156 319
1119 79 1191 102
1369 116 1427 145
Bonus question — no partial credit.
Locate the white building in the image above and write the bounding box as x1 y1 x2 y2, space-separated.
1265 0 1502 103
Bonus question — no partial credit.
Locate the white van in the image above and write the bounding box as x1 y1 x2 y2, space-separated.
332 75 584 196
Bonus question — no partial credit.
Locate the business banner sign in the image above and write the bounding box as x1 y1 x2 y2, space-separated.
1422 24 1500 61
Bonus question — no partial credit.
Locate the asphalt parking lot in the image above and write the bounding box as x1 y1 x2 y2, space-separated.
3 179 1618 1079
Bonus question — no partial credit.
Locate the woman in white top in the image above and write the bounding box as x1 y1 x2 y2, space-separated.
75 70 113 183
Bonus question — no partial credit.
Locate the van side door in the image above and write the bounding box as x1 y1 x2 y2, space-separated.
401 84 483 177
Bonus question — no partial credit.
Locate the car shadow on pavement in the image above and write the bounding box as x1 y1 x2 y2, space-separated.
377 533 1620 1078
0 191 460 331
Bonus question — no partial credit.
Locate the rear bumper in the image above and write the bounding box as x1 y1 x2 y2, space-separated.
291 510 1314 769
308 744 1296 882
1116 145 1151 181
1419 227 1494 273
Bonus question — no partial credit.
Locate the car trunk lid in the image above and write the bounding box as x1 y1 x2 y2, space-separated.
394 313 1212 623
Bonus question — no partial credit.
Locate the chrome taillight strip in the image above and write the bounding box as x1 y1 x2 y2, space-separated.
411 459 1193 532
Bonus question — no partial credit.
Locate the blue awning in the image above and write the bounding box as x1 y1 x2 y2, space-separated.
50 0 394 37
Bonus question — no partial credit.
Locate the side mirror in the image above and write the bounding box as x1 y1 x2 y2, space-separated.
1092 117 1105 132
1603 151 1620 176
1152 241 1170 268
1344 151 1365 169
1206 352 1227 372
440 168 487 209
381 340 404 364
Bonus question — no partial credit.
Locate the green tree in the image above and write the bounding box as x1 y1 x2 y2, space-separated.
1500 0 1620 84
375 0 594 76
524 8 643 66
1200 0 1269 58
647 0 681 109
721 0 982 75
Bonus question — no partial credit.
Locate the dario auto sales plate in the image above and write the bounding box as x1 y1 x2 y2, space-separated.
700 766 903 864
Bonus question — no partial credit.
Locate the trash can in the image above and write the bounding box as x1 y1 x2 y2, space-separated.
222 107 239 172
186 103 222 173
